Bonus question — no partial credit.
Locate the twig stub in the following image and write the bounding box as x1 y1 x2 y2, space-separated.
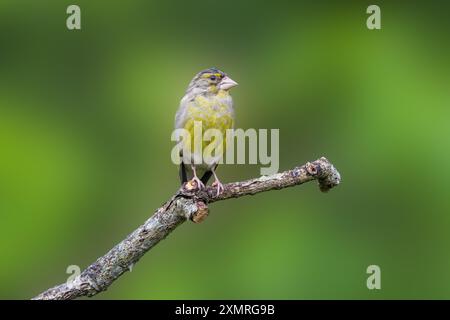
191 201 209 223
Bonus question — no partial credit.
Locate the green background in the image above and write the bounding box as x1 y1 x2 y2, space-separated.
1 0 449 299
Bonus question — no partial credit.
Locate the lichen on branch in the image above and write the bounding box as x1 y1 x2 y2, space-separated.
33 157 340 300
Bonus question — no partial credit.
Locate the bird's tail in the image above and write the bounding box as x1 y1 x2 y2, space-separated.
179 162 188 184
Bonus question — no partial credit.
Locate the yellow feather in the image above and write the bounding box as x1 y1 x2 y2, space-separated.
183 92 233 157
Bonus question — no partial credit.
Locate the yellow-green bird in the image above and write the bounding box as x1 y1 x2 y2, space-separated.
175 68 238 195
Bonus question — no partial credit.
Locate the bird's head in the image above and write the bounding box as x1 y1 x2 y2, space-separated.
187 68 238 95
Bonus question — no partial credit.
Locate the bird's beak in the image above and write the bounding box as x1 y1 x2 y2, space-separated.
219 76 238 90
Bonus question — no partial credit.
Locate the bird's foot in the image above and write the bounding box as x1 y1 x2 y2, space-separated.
212 180 224 196
191 176 205 190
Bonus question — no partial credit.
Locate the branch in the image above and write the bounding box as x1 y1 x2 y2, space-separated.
33 157 341 300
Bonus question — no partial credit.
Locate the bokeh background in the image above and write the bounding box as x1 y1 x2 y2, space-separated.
1 0 449 299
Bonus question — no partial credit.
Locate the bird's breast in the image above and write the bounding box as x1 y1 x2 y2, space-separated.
181 93 234 163
187 94 234 131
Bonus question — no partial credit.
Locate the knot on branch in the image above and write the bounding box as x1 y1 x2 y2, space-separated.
174 188 210 223
314 157 341 192
191 201 209 223
303 157 341 192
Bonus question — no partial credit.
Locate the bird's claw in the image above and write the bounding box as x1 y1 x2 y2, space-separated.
191 176 205 190
212 180 224 196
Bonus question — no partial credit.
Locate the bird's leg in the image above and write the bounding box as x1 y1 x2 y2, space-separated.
211 167 224 196
190 165 205 190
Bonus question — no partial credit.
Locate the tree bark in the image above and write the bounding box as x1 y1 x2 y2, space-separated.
33 157 341 300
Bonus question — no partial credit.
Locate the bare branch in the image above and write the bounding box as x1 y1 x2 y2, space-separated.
33 157 340 300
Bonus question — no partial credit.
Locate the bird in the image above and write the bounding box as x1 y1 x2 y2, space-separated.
175 68 238 195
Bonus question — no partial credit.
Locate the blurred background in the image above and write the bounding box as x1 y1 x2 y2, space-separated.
1 0 449 299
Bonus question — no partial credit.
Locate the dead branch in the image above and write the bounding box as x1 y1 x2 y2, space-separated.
33 157 340 300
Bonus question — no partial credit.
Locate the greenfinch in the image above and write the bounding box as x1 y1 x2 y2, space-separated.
175 68 238 195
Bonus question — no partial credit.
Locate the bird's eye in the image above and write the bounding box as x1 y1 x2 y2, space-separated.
209 75 217 81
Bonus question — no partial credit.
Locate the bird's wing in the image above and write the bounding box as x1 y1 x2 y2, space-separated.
174 93 193 129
